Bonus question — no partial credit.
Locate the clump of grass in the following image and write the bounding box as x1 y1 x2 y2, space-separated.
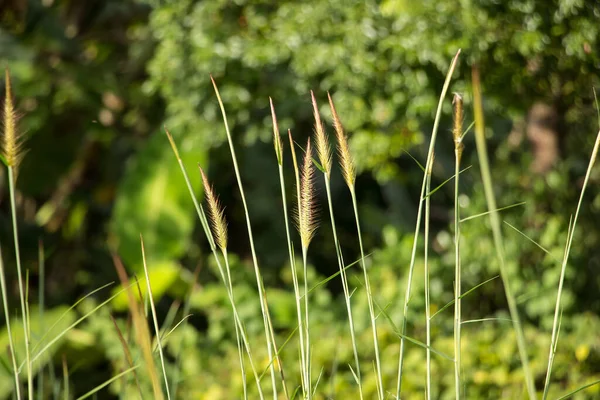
3 67 31 400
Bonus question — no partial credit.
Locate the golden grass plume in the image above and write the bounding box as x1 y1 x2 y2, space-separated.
200 166 228 252
310 91 332 176
2 68 25 168
297 138 317 249
327 92 356 188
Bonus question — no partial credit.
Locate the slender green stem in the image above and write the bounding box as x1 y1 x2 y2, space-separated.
324 177 363 399
424 166 432 400
211 78 279 399
37 241 45 400
140 238 171 400
8 167 32 400
278 164 308 397
453 153 462 399
62 355 68 400
350 187 382 398
396 50 461 398
0 244 20 399
224 250 248 400
541 129 600 399
301 245 311 400
472 66 536 399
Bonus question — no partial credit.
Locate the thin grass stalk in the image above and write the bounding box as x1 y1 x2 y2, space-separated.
313 92 365 398
541 128 600 399
349 167 383 400
224 250 249 400
452 94 464 399
62 355 68 400
113 257 164 400
324 178 363 399
37 241 45 400
140 237 171 400
424 157 433 400
270 99 308 398
165 130 264 399
109 314 144 399
279 159 307 397
287 129 310 397
211 77 280 399
396 50 461 398
472 66 536 399
0 245 20 399
169 265 200 398
8 167 32 400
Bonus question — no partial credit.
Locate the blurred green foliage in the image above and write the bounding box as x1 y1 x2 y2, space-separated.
0 0 599 398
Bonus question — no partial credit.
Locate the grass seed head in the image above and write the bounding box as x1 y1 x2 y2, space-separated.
452 93 464 162
327 92 355 188
297 138 317 249
2 68 25 169
200 167 228 251
270 97 284 166
311 91 332 177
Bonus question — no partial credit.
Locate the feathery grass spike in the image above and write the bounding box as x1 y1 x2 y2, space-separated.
200 167 228 251
327 92 355 188
3 68 24 168
311 91 331 176
298 138 317 249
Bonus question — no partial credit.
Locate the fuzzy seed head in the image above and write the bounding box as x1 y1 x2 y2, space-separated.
297 138 317 249
452 93 464 162
200 167 228 251
2 68 24 168
269 97 284 166
311 91 331 176
327 92 355 188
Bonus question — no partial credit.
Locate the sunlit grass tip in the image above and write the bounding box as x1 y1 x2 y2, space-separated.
2 68 25 169
297 138 317 250
269 97 284 166
310 91 332 176
327 92 355 189
199 166 228 252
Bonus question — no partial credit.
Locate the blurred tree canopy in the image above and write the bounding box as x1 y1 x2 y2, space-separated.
1 0 600 398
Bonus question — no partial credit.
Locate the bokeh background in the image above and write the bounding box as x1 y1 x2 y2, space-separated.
1 0 600 398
